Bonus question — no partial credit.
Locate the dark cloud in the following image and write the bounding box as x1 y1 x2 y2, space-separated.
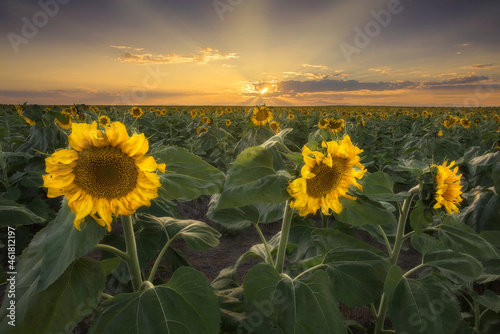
276 79 417 95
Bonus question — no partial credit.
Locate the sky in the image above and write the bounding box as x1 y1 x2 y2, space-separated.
1 0 499 106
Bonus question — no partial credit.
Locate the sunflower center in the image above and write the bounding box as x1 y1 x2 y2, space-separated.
306 158 346 198
255 109 269 121
74 146 138 199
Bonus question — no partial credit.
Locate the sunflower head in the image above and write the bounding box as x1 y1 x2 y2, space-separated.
269 121 280 134
287 135 366 216
326 118 345 133
55 111 74 130
98 115 111 127
43 121 166 231
460 118 472 128
130 107 144 118
225 119 231 126
431 161 463 214
251 105 273 126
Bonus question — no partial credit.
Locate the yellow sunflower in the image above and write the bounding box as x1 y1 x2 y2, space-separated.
432 161 463 214
98 115 111 127
269 121 280 134
190 109 198 118
326 118 345 133
197 126 208 134
55 110 74 130
43 121 166 231
225 119 231 126
460 118 471 129
318 119 328 129
288 135 366 216
130 107 143 118
251 105 273 126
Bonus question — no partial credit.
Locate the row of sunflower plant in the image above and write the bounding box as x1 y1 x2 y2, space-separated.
0 103 499 333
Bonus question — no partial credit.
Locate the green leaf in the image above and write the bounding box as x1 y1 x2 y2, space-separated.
386 275 461 334
243 263 347 334
470 289 500 313
207 195 284 230
157 146 225 201
310 229 386 256
215 146 291 209
0 258 105 334
324 248 389 306
423 249 483 284
493 160 500 195
334 194 396 226
361 171 410 201
89 266 221 334
101 257 123 276
141 216 221 251
411 234 446 256
37 201 106 291
0 197 45 226
439 216 500 259
462 189 500 232
410 200 434 234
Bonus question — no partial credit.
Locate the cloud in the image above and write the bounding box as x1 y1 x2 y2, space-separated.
117 47 238 65
465 63 496 69
110 45 144 51
423 75 491 87
369 68 392 74
302 63 329 70
456 43 470 47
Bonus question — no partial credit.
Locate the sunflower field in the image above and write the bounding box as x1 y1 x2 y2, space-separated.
1 103 500 334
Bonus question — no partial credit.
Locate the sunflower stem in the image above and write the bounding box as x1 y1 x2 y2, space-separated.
321 212 329 229
122 215 143 292
275 200 293 274
374 185 420 334
148 236 175 283
252 222 275 267
95 244 129 261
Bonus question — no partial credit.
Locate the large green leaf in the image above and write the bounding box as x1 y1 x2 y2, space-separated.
207 195 284 230
243 263 347 334
385 268 461 334
0 199 105 313
0 258 105 334
361 171 410 201
215 145 291 209
138 215 221 251
334 193 396 226
323 248 389 306
439 216 500 259
89 266 221 334
157 146 225 201
423 249 483 284
410 200 434 234
462 189 500 232
0 197 45 226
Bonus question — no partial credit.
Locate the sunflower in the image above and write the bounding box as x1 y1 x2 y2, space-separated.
318 119 328 129
55 110 74 130
269 121 280 133
251 105 273 126
197 126 208 134
288 114 295 120
366 112 373 119
326 118 345 133
43 121 166 231
190 109 197 118
130 107 143 118
460 118 471 129
437 130 443 136
288 135 366 216
201 117 211 124
431 161 463 214
225 107 232 114
216 109 224 116
225 119 231 126
98 115 111 127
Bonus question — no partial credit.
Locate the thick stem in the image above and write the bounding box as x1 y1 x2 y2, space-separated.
252 222 275 267
122 215 143 292
321 212 329 229
374 186 420 334
275 200 293 274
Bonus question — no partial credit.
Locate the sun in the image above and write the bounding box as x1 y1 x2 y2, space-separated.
260 87 269 94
